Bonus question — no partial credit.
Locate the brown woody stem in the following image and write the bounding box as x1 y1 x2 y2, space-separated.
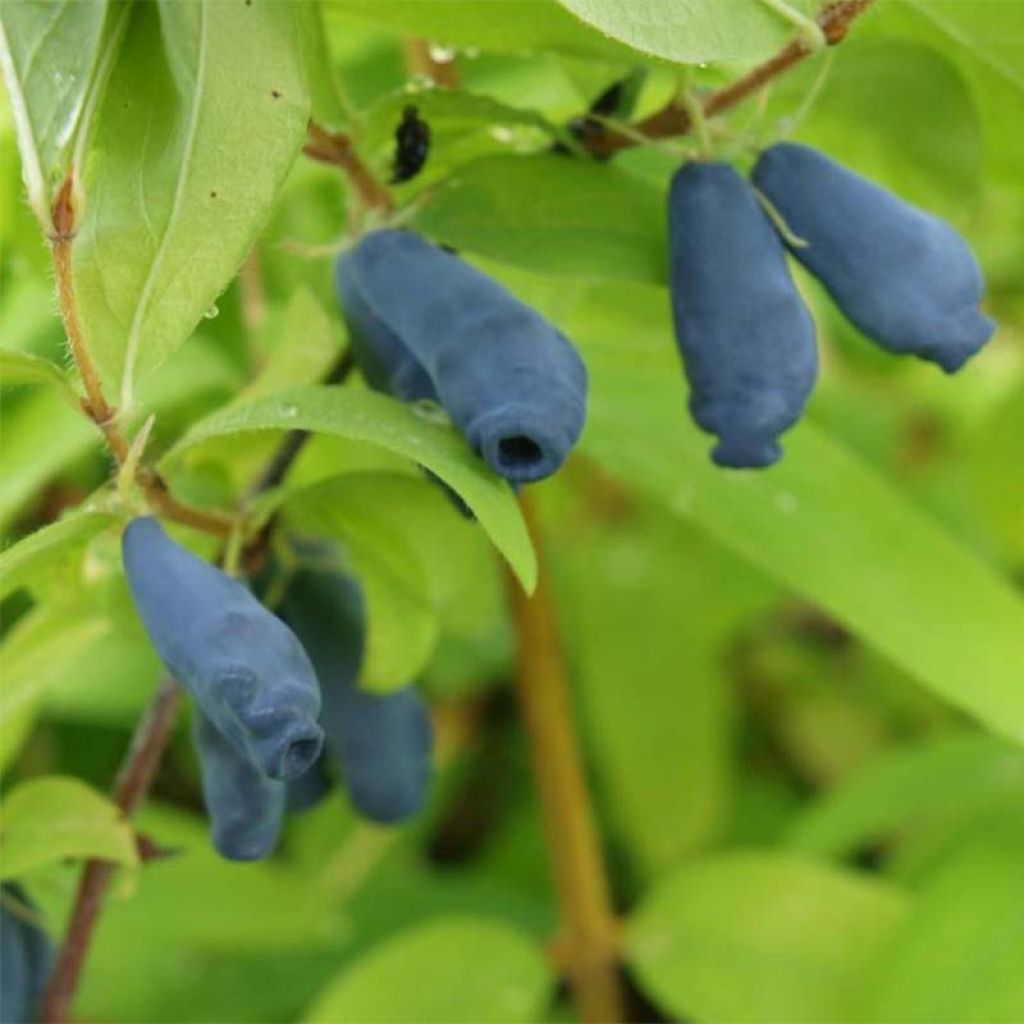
505 494 624 1023
402 37 460 89
40 678 183 1024
304 120 394 213
586 0 878 158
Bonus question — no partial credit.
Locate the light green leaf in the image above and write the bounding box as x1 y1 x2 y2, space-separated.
627 851 909 1024
0 505 117 601
72 1 310 406
237 288 342 405
0 607 112 772
563 284 1024 743
558 510 774 874
0 775 138 878
0 0 117 228
863 836 1024 1023
411 153 666 284
555 0 819 63
164 386 536 590
306 916 553 1023
787 734 1024 859
0 347 79 404
326 0 641 62
861 1 1024 186
283 472 485 691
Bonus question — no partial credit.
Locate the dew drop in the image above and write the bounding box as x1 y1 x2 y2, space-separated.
279 403 298 420
428 43 456 63
774 491 798 515
202 303 220 319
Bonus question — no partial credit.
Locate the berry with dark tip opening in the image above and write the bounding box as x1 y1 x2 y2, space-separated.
121 517 324 781
192 711 286 861
281 564 433 825
338 229 587 484
667 161 818 468
752 142 995 372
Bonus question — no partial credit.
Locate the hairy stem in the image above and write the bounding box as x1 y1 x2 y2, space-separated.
586 0 877 157
505 494 624 1023
50 175 235 538
40 678 183 1024
304 120 394 213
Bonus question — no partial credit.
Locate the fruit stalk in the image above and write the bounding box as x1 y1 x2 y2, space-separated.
505 494 625 1023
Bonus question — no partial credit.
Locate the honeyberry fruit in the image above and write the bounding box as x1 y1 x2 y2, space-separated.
1 884 52 1024
122 517 323 781
335 248 436 402
668 161 818 468
192 711 286 861
281 565 433 824
285 755 334 814
338 229 587 483
752 142 995 372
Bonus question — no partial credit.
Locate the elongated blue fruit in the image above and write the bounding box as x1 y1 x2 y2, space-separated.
192 711 285 861
281 567 433 824
340 229 588 483
1 884 53 1024
753 143 995 372
668 161 818 468
122 517 323 780
286 755 334 814
335 249 436 402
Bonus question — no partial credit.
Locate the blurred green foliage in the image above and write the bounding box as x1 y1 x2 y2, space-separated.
1 1 1022 1021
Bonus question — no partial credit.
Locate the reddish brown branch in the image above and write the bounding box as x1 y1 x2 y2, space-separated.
587 0 878 157
402 37 460 89
505 495 624 1023
304 120 394 213
41 678 183 1024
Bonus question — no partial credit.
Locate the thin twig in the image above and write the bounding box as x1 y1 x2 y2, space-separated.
304 121 394 213
40 678 183 1024
50 174 235 539
585 0 877 157
504 494 624 1024
402 37 460 89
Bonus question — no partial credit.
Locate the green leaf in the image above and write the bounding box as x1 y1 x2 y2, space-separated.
0 347 79 404
237 288 342 405
72 1 310 405
164 386 537 590
306 916 553 1023
0 0 119 228
411 154 667 284
554 0 818 63
326 0 641 62
0 606 112 773
787 734 1024 859
0 775 138 877
861 1 1024 186
0 505 117 601
557 510 774 874
627 851 909 1024
562 283 1024 743
283 472 486 691
862 836 1024 1023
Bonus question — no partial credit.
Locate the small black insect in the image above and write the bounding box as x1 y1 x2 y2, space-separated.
391 105 431 184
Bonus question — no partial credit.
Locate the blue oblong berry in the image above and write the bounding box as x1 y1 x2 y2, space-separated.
280 565 433 825
1 883 53 1024
668 161 818 468
285 755 334 814
752 142 995 373
192 711 285 861
342 229 588 483
121 517 323 780
335 247 437 402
